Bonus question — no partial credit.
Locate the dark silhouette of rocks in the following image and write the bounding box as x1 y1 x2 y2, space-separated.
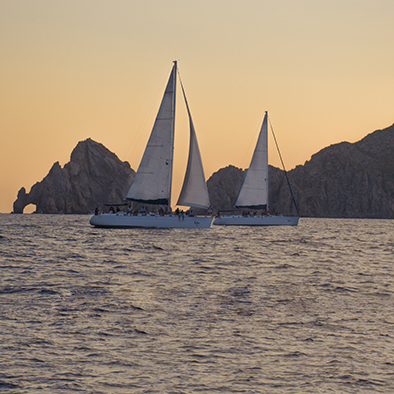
13 138 135 214
207 165 245 212
288 123 394 218
13 123 394 218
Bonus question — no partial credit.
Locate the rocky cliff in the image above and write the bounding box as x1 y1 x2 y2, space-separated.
207 123 394 218
288 123 394 218
13 139 135 214
13 123 394 217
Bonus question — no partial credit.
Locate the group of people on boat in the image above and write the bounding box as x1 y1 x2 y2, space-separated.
241 209 268 217
94 204 287 219
174 207 194 220
102 206 121 214
239 209 282 217
95 204 288 218
95 204 214 217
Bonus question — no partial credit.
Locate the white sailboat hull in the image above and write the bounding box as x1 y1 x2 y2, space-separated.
90 213 213 229
213 215 299 226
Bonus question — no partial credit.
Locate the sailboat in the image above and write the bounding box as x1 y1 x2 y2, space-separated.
90 61 213 229
213 112 299 226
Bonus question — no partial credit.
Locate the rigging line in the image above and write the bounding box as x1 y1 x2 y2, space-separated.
177 71 190 116
123 64 174 166
269 118 299 215
241 124 259 170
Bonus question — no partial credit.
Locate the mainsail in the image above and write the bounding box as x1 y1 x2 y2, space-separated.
177 80 210 209
235 112 269 209
126 62 177 206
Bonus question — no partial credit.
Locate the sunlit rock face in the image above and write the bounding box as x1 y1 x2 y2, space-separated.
13 139 135 214
207 123 394 218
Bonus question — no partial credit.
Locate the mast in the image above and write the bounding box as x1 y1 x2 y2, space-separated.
265 111 269 212
167 60 177 212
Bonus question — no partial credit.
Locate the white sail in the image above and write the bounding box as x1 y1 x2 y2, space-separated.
126 63 177 206
235 111 269 209
177 81 210 209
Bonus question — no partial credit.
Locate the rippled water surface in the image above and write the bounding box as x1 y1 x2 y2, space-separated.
1 214 394 393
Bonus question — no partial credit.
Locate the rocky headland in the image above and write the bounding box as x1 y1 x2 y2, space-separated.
13 123 394 218
287 122 394 218
13 139 135 214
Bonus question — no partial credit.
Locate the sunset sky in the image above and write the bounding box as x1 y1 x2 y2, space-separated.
1 0 393 213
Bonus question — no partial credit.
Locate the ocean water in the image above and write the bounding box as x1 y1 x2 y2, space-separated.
0 214 394 393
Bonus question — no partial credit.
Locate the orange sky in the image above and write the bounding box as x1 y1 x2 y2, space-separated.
1 0 393 213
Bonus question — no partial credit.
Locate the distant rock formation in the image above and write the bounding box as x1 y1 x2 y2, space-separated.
13 139 135 214
207 165 245 212
207 123 394 218
13 123 394 218
288 123 394 218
